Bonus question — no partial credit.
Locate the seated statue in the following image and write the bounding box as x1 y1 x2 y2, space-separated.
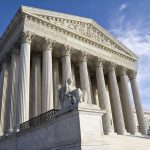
59 78 86 109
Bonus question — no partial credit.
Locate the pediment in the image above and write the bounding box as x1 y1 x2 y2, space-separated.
21 6 138 59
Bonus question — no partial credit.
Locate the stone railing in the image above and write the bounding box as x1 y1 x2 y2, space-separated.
20 109 59 132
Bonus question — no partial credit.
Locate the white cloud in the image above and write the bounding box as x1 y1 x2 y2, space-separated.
119 4 127 11
109 10 150 110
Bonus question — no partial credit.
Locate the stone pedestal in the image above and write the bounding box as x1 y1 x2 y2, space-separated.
0 103 107 150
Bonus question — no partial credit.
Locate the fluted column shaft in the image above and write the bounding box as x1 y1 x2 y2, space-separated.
0 61 10 136
30 53 41 117
53 58 60 109
71 64 76 86
5 49 19 133
15 32 32 130
42 39 54 113
108 63 126 134
129 72 147 134
119 68 137 134
96 59 114 134
79 52 92 104
62 45 72 85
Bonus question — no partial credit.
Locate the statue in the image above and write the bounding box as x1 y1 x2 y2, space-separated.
59 78 86 109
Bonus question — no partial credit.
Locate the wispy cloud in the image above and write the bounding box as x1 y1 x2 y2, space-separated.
109 7 150 110
119 4 128 11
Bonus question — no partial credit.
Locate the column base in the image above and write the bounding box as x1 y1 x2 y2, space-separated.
141 130 147 135
117 129 128 135
105 132 117 136
4 129 14 136
13 126 20 133
130 132 141 136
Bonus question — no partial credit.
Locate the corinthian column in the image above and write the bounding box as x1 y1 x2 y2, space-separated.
30 53 42 118
71 64 76 86
119 67 137 134
53 58 60 109
108 62 126 135
15 31 32 131
79 52 92 104
129 71 147 134
62 45 72 85
0 60 10 136
5 48 19 134
95 58 114 134
42 38 54 113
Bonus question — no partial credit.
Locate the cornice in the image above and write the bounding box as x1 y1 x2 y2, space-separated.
23 12 137 63
18 6 137 59
21 5 139 59
0 6 139 71
23 15 137 70
90 20 139 59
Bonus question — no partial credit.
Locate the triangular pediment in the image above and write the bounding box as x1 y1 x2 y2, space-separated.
21 6 138 59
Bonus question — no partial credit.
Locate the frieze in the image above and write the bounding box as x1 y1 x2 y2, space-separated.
24 17 137 70
37 14 131 56
24 13 137 62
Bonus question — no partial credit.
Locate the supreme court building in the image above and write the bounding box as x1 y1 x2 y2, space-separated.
0 6 148 150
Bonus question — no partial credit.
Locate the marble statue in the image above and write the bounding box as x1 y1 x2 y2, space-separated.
59 78 85 108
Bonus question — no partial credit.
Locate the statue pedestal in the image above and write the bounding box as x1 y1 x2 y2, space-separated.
0 102 108 150
55 102 106 149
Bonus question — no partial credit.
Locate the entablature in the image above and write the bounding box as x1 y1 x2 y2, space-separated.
24 17 137 70
0 6 139 71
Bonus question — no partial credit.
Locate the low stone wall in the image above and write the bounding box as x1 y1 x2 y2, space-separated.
0 103 106 150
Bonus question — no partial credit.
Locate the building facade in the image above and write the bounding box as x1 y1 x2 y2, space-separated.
0 5 147 143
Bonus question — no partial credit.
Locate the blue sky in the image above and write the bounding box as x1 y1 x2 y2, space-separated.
0 0 150 110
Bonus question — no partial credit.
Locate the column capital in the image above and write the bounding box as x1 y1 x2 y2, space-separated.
21 31 34 44
107 62 117 72
128 70 137 80
79 51 88 62
118 66 127 76
43 37 55 50
61 45 72 57
95 57 104 68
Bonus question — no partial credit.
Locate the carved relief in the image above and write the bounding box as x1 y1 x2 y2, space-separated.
37 15 129 55
23 15 137 70
43 37 55 50
21 31 33 44
61 45 72 57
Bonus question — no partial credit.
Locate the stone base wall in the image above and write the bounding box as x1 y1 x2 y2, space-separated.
0 103 107 150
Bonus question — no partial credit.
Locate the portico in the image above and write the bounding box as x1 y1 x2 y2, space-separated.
0 5 147 139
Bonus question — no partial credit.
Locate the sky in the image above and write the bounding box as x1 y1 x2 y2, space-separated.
0 0 150 110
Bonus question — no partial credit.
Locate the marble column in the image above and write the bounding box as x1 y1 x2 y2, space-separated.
30 53 42 118
0 60 10 136
79 52 92 104
5 49 19 134
95 58 114 134
71 64 76 87
108 62 126 134
53 58 60 109
119 67 137 134
42 38 54 113
129 71 147 134
88 70 94 104
62 45 72 85
15 31 32 131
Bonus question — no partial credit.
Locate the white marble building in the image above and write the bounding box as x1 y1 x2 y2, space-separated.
0 5 148 150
